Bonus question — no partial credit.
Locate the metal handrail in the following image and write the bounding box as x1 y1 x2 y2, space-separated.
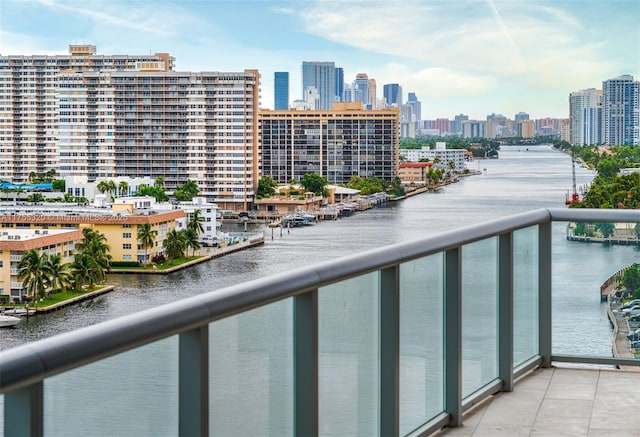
2 207 640 436
2 207 640 392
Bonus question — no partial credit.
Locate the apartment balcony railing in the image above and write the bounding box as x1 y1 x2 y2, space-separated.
1 208 640 436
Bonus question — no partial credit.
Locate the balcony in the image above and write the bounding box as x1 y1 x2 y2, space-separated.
1 208 640 436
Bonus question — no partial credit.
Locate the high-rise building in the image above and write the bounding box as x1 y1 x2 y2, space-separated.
259 103 399 184
54 69 260 210
368 79 376 111
274 72 289 110
601 75 639 146
406 93 422 122
354 73 370 108
0 44 174 183
383 84 403 107
514 112 530 122
461 120 487 139
452 114 469 136
301 61 336 110
334 67 344 103
569 88 602 145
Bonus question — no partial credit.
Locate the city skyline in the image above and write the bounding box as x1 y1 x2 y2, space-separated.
1 0 638 119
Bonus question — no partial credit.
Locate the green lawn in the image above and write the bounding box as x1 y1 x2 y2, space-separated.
36 287 103 307
110 256 202 271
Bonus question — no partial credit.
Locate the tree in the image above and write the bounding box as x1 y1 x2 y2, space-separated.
257 176 278 197
300 173 328 195
72 253 101 290
46 254 73 293
618 263 640 297
96 180 110 194
174 179 199 201
595 222 615 238
137 184 169 202
163 229 187 260
183 228 201 256
118 181 129 197
137 223 157 265
187 209 205 235
17 249 49 305
154 176 165 188
76 228 112 282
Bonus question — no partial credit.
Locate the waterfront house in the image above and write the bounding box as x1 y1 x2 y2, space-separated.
0 228 83 302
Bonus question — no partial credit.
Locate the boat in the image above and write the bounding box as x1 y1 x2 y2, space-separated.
282 211 316 227
2 307 35 317
0 314 21 327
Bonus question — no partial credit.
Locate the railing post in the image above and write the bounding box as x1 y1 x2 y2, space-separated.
294 290 318 437
179 326 209 437
538 222 552 368
445 248 462 427
499 232 514 391
4 382 43 437
380 266 400 437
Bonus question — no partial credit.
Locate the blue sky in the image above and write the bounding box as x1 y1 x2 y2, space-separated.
1 0 639 120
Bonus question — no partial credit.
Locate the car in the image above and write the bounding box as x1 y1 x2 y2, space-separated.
629 314 640 322
621 305 640 314
627 328 640 341
630 340 640 349
621 299 640 310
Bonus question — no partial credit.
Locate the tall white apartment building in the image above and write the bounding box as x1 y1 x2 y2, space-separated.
0 45 260 211
569 88 602 145
56 69 260 210
0 45 174 182
602 75 639 146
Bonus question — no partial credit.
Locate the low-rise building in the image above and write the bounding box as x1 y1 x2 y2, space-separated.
0 228 83 302
399 142 466 173
398 162 433 184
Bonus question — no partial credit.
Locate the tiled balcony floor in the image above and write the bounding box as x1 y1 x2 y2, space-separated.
436 365 640 436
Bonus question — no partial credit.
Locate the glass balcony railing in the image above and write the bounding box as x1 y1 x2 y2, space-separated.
1 208 640 436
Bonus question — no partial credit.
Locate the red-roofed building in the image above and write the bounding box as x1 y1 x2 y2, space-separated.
398 162 433 184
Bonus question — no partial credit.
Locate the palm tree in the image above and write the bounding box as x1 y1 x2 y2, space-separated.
17 249 49 307
72 253 101 290
45 254 73 293
118 181 129 197
106 180 117 199
137 223 157 265
155 176 165 189
163 229 187 261
96 180 110 194
187 209 205 235
76 228 112 282
183 228 201 257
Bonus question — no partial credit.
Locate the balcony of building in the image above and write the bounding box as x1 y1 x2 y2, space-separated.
1 208 640 436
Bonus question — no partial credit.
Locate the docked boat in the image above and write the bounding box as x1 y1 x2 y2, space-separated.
282 212 316 227
0 314 21 328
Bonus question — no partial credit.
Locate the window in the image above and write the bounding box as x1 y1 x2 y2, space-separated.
123 233 132 239
123 243 132 250
123 224 132 228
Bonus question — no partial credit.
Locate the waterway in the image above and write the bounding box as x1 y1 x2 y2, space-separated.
2 144 639 436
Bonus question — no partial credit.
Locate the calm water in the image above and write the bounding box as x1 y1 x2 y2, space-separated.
0 144 628 352
2 144 639 436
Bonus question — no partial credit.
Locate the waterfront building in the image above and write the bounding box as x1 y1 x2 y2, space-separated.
399 143 466 172
0 228 83 302
559 118 571 143
383 83 402 107
0 202 185 266
114 196 219 245
0 45 174 184
301 61 336 110
398 162 433 184
461 120 487 138
274 72 289 110
259 103 400 184
569 88 602 145
601 75 639 146
54 68 260 210
517 120 535 138
0 45 260 211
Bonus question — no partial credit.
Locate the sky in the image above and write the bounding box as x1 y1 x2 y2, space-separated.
1 0 639 120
